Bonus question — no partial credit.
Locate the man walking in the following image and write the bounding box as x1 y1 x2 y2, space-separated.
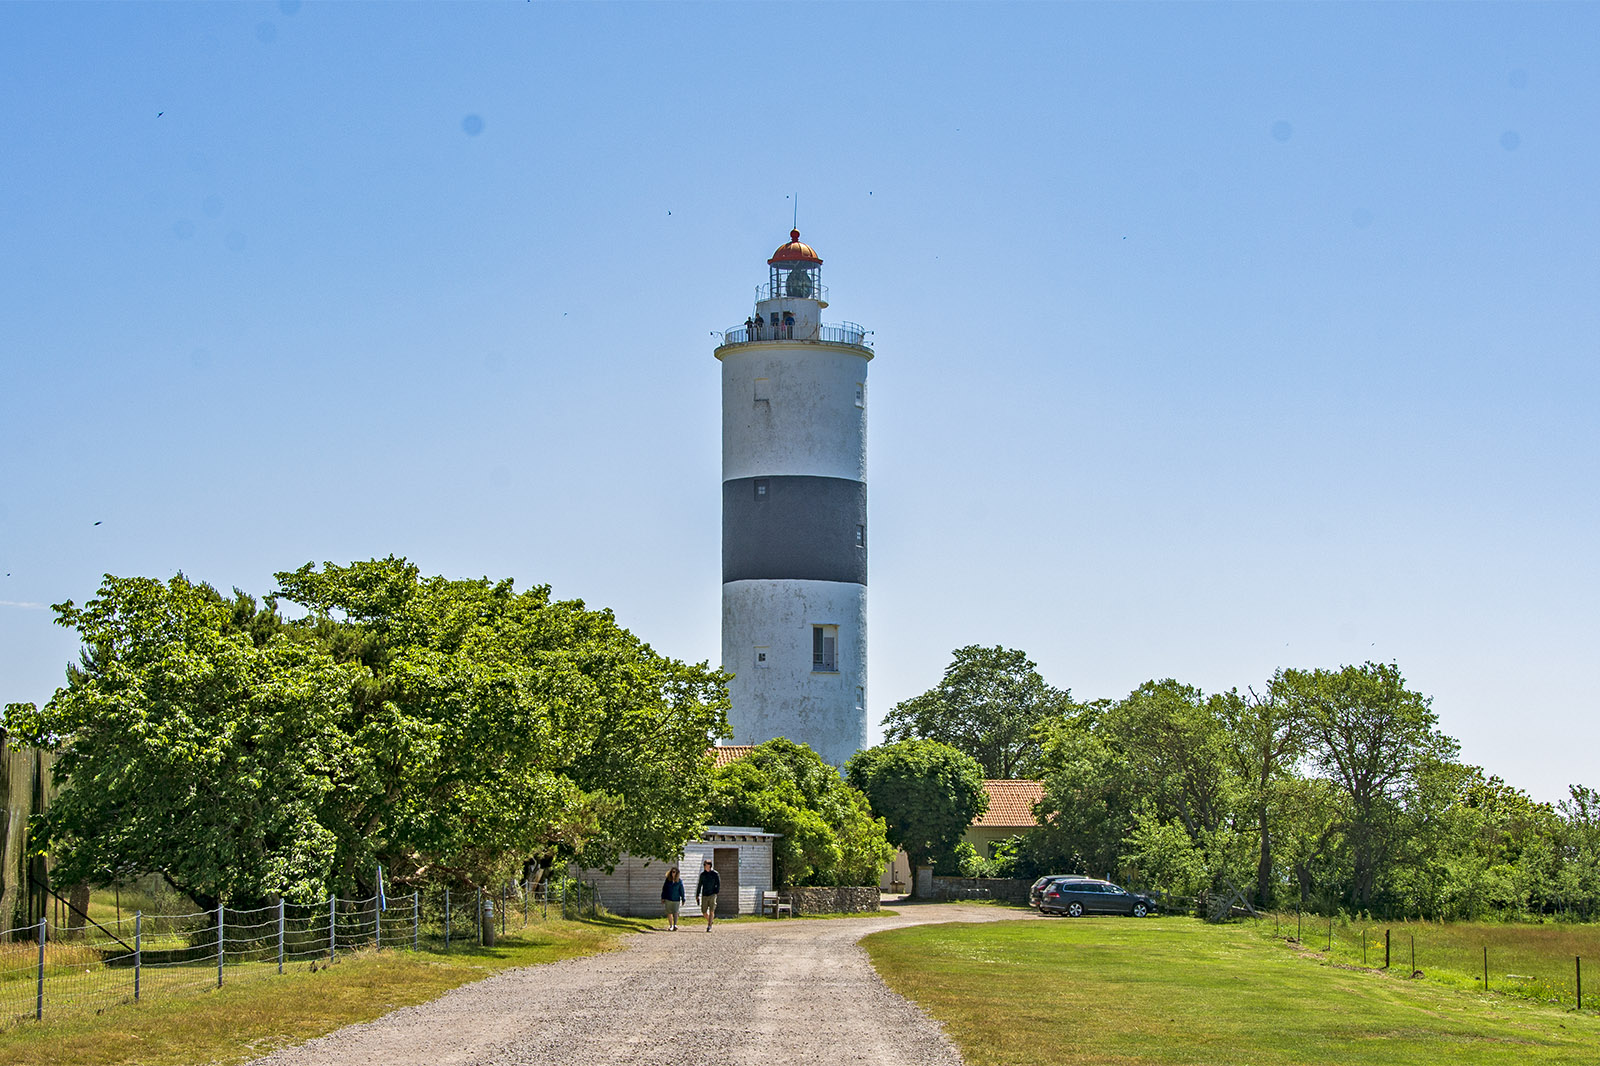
695 857 721 932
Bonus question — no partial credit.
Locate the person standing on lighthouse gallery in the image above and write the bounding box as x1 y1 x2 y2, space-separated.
696 857 721 932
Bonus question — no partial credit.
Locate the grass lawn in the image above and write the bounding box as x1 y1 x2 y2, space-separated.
864 916 1600 1065
0 915 647 1066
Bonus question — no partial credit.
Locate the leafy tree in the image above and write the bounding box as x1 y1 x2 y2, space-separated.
1278 662 1457 909
845 740 987 880
17 559 730 907
707 739 891 886
883 645 1067 778
9 576 358 909
1217 680 1304 909
1102 680 1233 840
1557 786 1600 918
1024 701 1133 878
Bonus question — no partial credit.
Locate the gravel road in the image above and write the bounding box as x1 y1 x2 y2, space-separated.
248 901 1038 1066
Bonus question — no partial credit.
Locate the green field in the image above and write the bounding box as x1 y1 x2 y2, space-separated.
0 916 646 1066
864 915 1600 1065
1262 912 1598 1008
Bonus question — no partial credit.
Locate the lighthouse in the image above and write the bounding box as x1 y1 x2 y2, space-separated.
715 230 873 769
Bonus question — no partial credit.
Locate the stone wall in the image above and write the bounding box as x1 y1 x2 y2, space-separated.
927 876 1033 905
777 885 879 916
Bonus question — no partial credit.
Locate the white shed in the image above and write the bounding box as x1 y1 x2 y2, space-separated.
574 826 776 918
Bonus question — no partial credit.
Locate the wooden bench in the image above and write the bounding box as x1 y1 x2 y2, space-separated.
761 891 793 918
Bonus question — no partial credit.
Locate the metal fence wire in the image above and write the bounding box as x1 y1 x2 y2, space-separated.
0 879 594 1030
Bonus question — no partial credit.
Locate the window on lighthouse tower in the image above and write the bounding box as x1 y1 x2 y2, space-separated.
812 626 838 673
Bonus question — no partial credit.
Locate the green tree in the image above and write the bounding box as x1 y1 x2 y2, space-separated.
1279 662 1458 909
18 559 730 907
882 645 1066 778
845 740 988 880
9 576 359 909
707 739 891 886
1025 701 1134 878
1557 786 1600 918
1217 680 1304 909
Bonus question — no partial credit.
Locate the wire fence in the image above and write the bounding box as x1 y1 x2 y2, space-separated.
1264 911 1596 1013
0 879 602 1030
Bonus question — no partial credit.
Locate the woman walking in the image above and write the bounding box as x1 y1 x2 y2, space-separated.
660 866 685 931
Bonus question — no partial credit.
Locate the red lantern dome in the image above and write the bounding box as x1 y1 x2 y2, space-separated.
768 229 822 265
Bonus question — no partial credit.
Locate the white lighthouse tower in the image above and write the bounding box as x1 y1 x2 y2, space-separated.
715 230 873 769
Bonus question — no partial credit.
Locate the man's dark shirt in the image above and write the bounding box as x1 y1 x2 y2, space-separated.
697 869 721 897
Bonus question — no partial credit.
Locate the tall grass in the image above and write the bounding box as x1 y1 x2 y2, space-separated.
1260 912 1599 1009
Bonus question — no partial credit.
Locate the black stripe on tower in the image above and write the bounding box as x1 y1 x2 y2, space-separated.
723 475 867 585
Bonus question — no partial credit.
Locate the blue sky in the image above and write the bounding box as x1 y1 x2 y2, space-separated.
2 3 1595 802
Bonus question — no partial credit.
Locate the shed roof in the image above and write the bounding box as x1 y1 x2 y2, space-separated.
972 780 1045 828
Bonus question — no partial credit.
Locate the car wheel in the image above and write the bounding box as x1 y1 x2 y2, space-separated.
1067 901 1084 918
1132 902 1148 918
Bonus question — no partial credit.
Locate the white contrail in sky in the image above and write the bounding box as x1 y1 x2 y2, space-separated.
0 601 47 610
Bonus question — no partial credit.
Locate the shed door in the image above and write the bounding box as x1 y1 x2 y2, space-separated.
714 847 740 916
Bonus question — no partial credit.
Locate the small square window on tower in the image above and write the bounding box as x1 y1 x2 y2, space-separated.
754 478 769 501
754 646 770 669
855 382 865 408
856 524 866 548
812 625 838 672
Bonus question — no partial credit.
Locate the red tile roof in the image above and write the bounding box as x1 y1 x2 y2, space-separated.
972 780 1044 828
708 745 758 768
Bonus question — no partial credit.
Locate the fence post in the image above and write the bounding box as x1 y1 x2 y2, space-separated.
36 918 46 1020
329 895 337 961
1384 929 1390 969
444 887 451 949
523 881 528 928
375 893 381 950
501 885 507 937
478 888 484 946
413 891 420 952
1578 956 1582 1011
278 898 285 975
1411 933 1415 975
1327 918 1333 952
1484 946 1489 991
217 904 224 988
134 913 142 1002
1362 929 1366 966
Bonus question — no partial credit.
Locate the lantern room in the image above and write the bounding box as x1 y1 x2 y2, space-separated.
767 230 826 307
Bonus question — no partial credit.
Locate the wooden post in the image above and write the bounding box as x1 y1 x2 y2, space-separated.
1577 956 1582 1011
134 913 142 1002
375 892 380 950
217 904 224 988
413 891 420 951
1384 928 1390 969
1327 918 1333 952
1362 929 1367 965
1411 933 1415 975
1483 946 1489 991
36 918 46 1020
444 887 451 949
329 895 337 961
277 898 285 975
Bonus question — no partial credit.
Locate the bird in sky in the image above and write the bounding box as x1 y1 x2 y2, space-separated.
93 521 102 526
